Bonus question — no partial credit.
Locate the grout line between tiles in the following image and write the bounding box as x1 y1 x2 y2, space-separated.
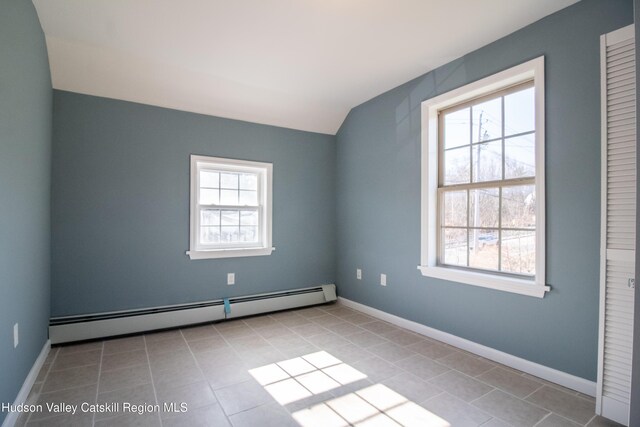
143 334 163 427
91 341 105 427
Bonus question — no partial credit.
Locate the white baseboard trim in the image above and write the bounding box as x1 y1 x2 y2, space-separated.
338 297 596 397
1 340 50 427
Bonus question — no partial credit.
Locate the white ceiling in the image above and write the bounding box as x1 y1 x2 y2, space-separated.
33 0 578 135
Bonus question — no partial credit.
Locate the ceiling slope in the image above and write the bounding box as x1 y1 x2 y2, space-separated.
33 0 578 134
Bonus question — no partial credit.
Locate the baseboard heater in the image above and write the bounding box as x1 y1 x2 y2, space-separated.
49 284 336 344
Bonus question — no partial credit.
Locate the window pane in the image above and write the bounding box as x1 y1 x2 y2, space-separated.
472 140 502 182
200 188 219 205
200 226 221 244
239 190 258 206
200 171 219 188
221 189 238 205
221 210 239 226
502 185 535 229
220 173 239 189
200 209 220 226
442 228 467 266
240 173 258 190
240 226 258 242
444 108 470 149
221 226 240 242
443 146 470 185
240 210 258 226
443 190 467 227
504 87 534 136
469 229 499 270
501 230 535 275
472 98 502 142
469 188 499 228
504 135 535 179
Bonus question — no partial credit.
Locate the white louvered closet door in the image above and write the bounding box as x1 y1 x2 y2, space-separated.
597 24 636 426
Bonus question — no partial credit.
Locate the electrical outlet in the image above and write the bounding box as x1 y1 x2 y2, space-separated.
13 323 18 348
356 269 362 280
227 273 235 285
380 274 387 286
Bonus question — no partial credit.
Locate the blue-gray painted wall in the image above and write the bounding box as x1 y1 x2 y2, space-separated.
51 91 336 316
335 0 633 381
0 0 52 422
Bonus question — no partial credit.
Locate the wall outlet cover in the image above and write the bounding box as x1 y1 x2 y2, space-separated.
227 273 235 285
380 274 387 286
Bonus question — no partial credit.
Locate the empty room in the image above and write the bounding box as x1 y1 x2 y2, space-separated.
1 0 639 426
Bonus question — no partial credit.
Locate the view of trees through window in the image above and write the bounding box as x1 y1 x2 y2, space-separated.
438 83 536 276
198 170 260 245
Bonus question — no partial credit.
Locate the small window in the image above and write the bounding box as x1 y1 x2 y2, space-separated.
419 57 548 298
187 155 273 260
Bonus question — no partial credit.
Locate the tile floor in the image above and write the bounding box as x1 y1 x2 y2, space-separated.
15 303 623 427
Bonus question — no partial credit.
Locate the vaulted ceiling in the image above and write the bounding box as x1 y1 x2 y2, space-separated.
33 0 578 134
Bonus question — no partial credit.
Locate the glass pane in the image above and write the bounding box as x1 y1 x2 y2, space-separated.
240 173 258 190
200 226 220 244
443 146 470 185
200 171 219 188
472 97 502 142
220 173 239 189
504 86 535 136
240 210 258 226
444 108 470 149
221 210 239 226
200 188 219 205
469 229 499 270
239 190 258 206
240 226 258 242
501 230 535 275
504 135 535 179
442 228 467 266
472 140 502 182
502 185 536 229
200 209 220 226
443 190 467 227
221 226 239 242
469 188 499 228
220 189 238 205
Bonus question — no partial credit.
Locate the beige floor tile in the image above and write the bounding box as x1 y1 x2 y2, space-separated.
381 372 443 403
41 365 99 393
26 412 94 427
525 385 596 425
32 383 97 421
305 332 352 350
406 340 457 360
476 366 543 398
57 341 103 355
421 392 492 427
289 322 328 337
536 413 583 427
360 321 398 335
345 331 390 348
327 343 373 364
103 336 145 355
101 349 148 372
214 380 275 415
379 330 423 347
95 383 156 420
94 412 161 427
148 349 196 373
310 314 346 327
155 380 216 418
144 337 188 355
586 415 626 426
479 418 511 427
473 389 549 426
187 337 229 353
341 312 375 325
438 351 495 376
229 402 298 427
165 403 231 426
229 336 273 352
143 329 183 343
204 361 253 390
351 356 404 382
295 307 328 319
367 341 416 363
99 365 152 393
256 324 294 339
180 324 220 342
428 370 494 402
394 354 450 381
51 349 102 371
152 364 204 390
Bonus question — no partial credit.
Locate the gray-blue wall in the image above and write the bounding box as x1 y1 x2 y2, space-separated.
51 91 336 316
335 0 633 381
0 0 52 423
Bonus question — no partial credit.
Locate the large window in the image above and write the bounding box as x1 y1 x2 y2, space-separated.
419 57 548 297
187 155 273 260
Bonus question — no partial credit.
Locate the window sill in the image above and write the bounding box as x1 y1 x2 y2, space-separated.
187 247 275 260
417 265 550 298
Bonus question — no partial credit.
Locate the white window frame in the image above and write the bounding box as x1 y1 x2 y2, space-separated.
418 56 549 298
186 155 274 260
